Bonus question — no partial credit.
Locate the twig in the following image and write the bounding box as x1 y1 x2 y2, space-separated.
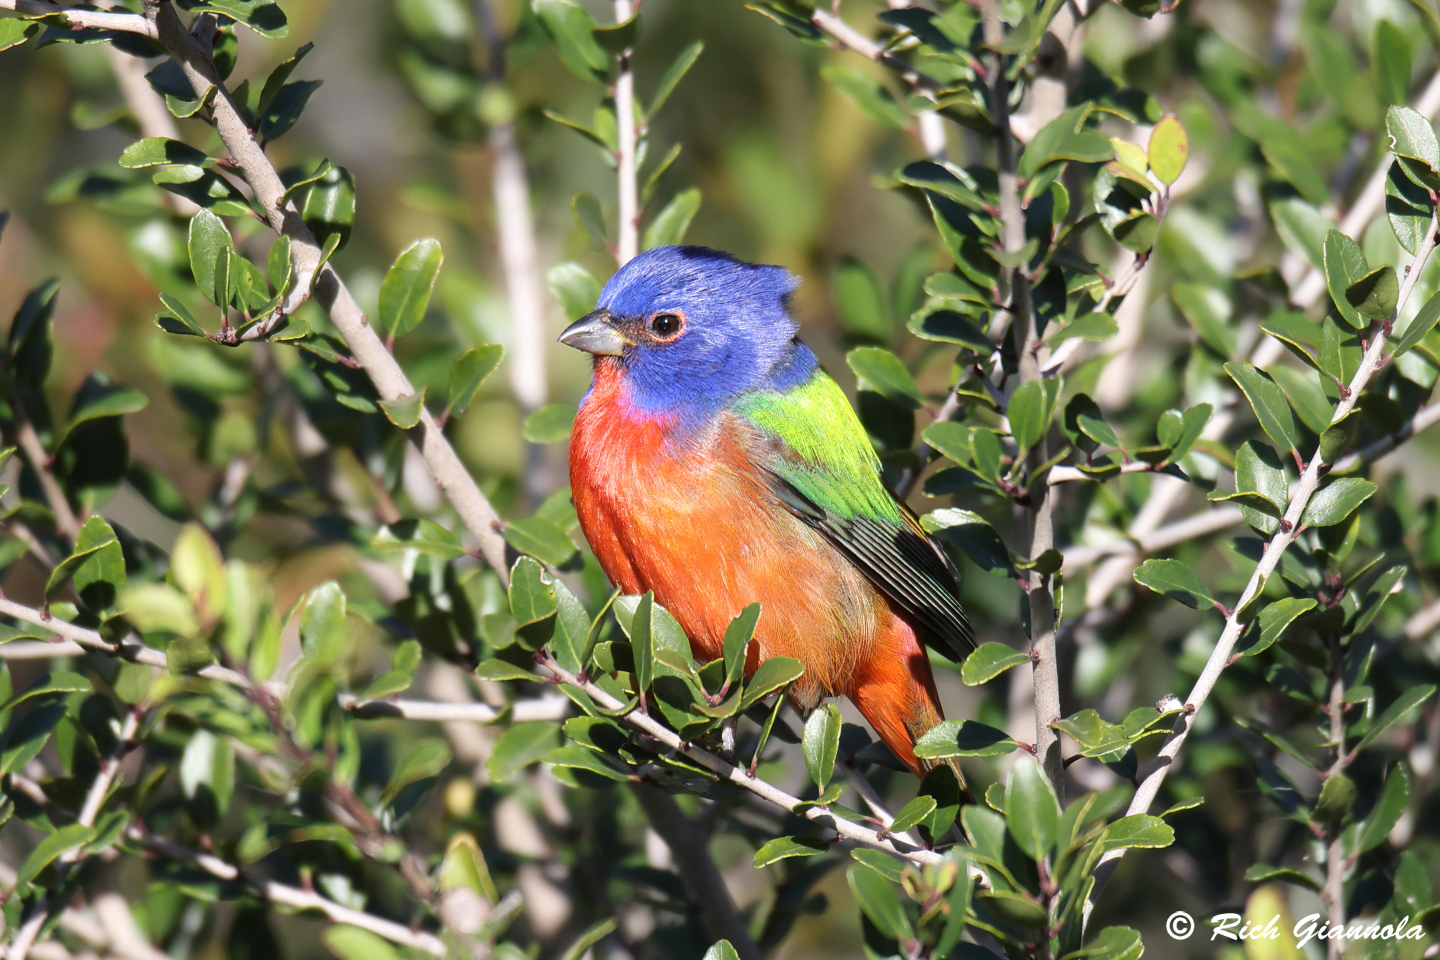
339 692 570 723
1330 401 1440 475
0 639 86 659
6 708 142 960
141 1 511 581
1047 460 1166 485
614 0 638 264
629 784 763 960
536 653 944 867
11 402 79 541
1083 211 1440 926
128 827 448 957
1405 597 1440 640
0 0 156 36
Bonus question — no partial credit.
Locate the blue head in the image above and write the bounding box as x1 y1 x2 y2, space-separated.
559 246 816 418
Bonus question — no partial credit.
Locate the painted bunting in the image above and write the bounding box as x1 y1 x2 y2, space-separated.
559 245 973 775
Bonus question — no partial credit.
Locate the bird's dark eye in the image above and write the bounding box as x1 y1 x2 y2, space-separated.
649 312 683 339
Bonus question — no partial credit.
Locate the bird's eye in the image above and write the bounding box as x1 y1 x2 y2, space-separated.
648 312 683 339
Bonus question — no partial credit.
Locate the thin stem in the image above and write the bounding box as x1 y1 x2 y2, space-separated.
614 1 638 264
536 653 945 867
0 0 155 35
339 691 569 723
1083 211 1440 927
128 828 448 956
12 401 79 541
629 784 762 960
143 1 511 581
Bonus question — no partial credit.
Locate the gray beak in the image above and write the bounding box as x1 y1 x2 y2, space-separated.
559 309 627 356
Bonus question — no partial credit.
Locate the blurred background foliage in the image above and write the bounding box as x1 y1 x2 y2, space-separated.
3 0 1440 959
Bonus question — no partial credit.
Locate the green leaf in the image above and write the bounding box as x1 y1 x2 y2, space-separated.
832 258 890 342
258 42 313 115
523 404 577 443
738 656 804 710
1385 160 1432 255
1006 759 1060 860
17 823 96 887
1358 764 1410 852
70 515 125 614
571 192 607 249
847 863 912 941
188 209 233 308
1312 772 1356 825
922 508 1016 576
1069 926 1144 960
850 848 905 882
119 137 214 170
1 671 93 713
647 40 703 121
1019 104 1114 177
447 344 504 418
488 721 558 783
753 835 828 867
913 719 1017 758
503 517 577 567
802 702 841 789
1100 814 1174 852
1353 685 1435 753
0 19 40 51
378 390 426 429
509 556 557 627
886 795 938 835
1224 361 1298 451
323 928 400 960
1008 379 1050 455
847 346 923 409
908 308 993 350
701 941 741 960
1261 132 1329 205
1392 289 1440 357
1064 393 1119 451
1147 114 1188 185
1134 558 1213 609
723 602 760 688
1241 864 1322 893
960 642 1029 685
180 728 235 824
297 165 356 253
1324 229 1370 330
1049 312 1118 345
1345 265 1399 321
820 64 908 131
544 746 631 782
258 79 322 141
1388 105 1440 171
631 592 655 693
191 0 289 38
0 703 65 776
534 0 609 83
549 261 602 319
592 10 641 53
642 188 702 249
1300 478 1377 527
1172 282 1235 357
371 519 465 558
45 516 119 604
378 238 443 340
1242 598 1317 657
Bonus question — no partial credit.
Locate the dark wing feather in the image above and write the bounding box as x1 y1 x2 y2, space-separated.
766 472 975 663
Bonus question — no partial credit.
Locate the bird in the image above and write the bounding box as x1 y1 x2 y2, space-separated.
559 245 974 777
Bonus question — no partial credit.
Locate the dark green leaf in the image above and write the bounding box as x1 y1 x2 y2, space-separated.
378 390 426 429
1312 772 1356 825
487 722 558 783
923 508 1016 576
1173 283 1235 357
1100 814 1174 853
960 642 1029 685
1324 230 1369 330
1134 558 1213 609
1388 105 1440 171
1225 362 1298 451
1358 764 1410 852
847 346 923 409
1353 685 1435 752
17 824 96 887
723 603 760 688
378 238 443 340
646 41 703 121
1006 760 1060 860
534 0 609 83
372 519 465 558
847 863 912 941
642 188 701 249
1386 160 1433 256
447 344 504 417
738 656 804 710
120 137 213 169
1300 478 1377 527
503 517 577 567
913 719 1017 758
753 835 828 867
1019 104 1114 177
549 262 602 319
188 209 233 308
259 79 322 141
802 702 841 789
1345 265 1399 321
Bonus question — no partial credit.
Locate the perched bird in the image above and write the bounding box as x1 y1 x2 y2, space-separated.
559 245 973 776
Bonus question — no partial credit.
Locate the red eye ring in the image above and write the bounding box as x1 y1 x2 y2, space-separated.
647 311 685 341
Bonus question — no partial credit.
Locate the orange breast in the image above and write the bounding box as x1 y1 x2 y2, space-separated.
569 359 886 706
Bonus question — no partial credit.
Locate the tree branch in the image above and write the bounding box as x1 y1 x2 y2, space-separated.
614 0 638 264
11 401 79 542
140 1 511 581
128 828 448 957
1083 210 1440 926
339 692 569 723
536 653 944 867
629 784 763 960
0 0 156 37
